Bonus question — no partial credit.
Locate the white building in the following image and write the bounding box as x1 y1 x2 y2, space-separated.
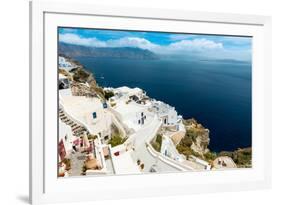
59 120 75 161
108 86 146 101
151 101 179 127
110 144 140 175
60 95 112 143
161 135 186 162
59 74 72 96
105 86 154 132
112 101 153 132
59 56 73 71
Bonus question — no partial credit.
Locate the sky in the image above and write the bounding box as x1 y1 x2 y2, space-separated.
59 27 252 61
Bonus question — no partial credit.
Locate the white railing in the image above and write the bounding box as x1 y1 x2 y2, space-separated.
93 139 107 170
107 107 131 134
144 118 196 171
146 141 195 171
107 144 116 174
109 110 127 138
143 118 192 171
85 170 108 175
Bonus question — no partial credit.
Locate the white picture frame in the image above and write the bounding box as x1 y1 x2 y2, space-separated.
30 1 272 204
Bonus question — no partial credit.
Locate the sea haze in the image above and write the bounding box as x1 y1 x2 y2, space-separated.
75 56 252 152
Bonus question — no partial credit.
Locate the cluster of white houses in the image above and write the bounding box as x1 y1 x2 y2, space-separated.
105 86 182 132
58 57 212 177
151 100 182 129
59 56 75 71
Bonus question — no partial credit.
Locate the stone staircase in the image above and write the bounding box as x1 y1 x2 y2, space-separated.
59 107 90 138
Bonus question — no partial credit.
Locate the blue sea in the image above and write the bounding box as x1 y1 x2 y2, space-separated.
75 57 252 152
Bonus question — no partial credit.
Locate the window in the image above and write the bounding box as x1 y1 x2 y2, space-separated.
92 112 97 119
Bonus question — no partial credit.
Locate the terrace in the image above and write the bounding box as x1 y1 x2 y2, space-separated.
60 95 112 139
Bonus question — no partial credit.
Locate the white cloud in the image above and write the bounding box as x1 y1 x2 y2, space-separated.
59 33 222 52
59 34 160 50
107 37 160 50
59 33 251 60
59 33 106 47
166 39 223 52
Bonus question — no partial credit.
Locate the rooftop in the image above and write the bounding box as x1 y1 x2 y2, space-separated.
116 86 143 95
60 95 111 135
114 101 145 117
113 101 155 131
152 100 176 115
111 145 140 175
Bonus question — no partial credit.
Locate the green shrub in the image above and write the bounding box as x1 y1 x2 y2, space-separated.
181 134 193 147
176 144 201 159
108 135 125 147
151 134 162 152
156 134 162 145
87 134 97 141
234 148 252 167
176 144 193 159
204 151 217 161
73 68 90 82
152 142 161 152
185 128 207 142
104 90 114 100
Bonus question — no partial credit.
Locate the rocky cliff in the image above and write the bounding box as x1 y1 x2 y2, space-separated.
176 118 210 159
59 42 159 60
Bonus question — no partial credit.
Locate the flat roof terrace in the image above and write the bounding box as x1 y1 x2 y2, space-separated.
61 96 112 135
111 145 141 175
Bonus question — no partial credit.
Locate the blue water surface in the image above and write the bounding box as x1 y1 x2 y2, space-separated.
75 57 252 152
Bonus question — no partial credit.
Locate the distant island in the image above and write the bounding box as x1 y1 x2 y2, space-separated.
59 42 159 60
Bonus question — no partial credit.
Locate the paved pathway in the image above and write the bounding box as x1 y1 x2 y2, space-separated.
69 152 86 176
129 116 181 173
